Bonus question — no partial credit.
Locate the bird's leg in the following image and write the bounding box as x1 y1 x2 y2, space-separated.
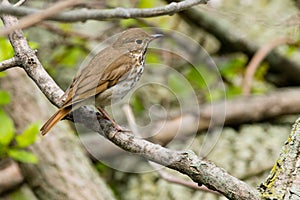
96 106 130 137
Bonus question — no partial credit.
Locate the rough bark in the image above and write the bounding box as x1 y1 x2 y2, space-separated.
83 87 300 150
0 1 272 199
259 118 300 199
0 0 208 23
0 68 115 200
0 159 23 194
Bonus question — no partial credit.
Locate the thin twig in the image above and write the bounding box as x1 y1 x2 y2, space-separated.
122 104 220 195
150 161 220 194
37 22 106 41
0 5 260 199
0 56 20 71
0 0 81 37
167 0 300 86
122 104 139 135
0 0 208 22
242 37 295 96
13 0 26 7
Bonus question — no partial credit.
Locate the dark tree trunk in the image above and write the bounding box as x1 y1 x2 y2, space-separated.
1 68 115 200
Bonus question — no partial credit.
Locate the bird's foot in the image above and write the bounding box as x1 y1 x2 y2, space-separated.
96 106 131 138
110 124 131 138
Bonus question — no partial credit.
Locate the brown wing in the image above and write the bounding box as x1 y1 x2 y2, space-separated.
62 48 132 108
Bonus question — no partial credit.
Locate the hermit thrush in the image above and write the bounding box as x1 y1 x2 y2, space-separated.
40 28 162 135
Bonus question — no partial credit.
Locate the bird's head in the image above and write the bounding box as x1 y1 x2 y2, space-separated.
112 28 163 54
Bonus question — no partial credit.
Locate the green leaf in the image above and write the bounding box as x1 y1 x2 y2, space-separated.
51 46 85 68
168 73 193 97
0 38 14 61
16 122 39 148
59 23 72 31
225 85 242 98
64 47 84 67
0 90 10 105
8 149 38 164
137 0 155 8
145 51 161 64
95 162 109 173
285 45 297 56
0 71 7 78
255 62 269 80
0 143 7 156
0 109 14 146
205 88 227 102
28 40 39 50
130 95 145 116
186 66 207 89
219 55 247 79
120 19 137 28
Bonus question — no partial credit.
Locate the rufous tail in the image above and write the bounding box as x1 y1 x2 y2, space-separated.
40 106 72 135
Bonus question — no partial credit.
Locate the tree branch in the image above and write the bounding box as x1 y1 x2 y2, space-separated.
74 108 261 200
0 56 20 71
1 67 116 200
0 2 260 199
0 0 207 23
13 0 26 7
123 104 219 194
242 37 295 96
1 14 64 106
0 159 23 194
168 0 300 86
0 0 80 37
80 87 300 159
259 118 300 199
1 3 115 199
37 22 106 41
152 162 220 194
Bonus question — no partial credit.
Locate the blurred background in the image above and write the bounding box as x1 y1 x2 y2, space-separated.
1 0 300 199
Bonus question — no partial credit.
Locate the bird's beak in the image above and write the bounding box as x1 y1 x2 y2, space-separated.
151 34 163 40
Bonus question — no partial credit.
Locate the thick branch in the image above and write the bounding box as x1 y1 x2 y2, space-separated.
1 14 64 106
1 67 115 200
83 87 300 149
71 107 260 200
153 87 300 145
259 118 300 199
0 0 207 22
0 159 23 194
0 2 260 199
1 6 115 200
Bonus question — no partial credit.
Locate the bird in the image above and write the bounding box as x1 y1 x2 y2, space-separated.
40 28 162 135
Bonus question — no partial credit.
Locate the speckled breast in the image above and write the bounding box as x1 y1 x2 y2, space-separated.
95 56 145 106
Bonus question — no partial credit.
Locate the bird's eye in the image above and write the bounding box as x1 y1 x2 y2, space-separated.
135 39 143 44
